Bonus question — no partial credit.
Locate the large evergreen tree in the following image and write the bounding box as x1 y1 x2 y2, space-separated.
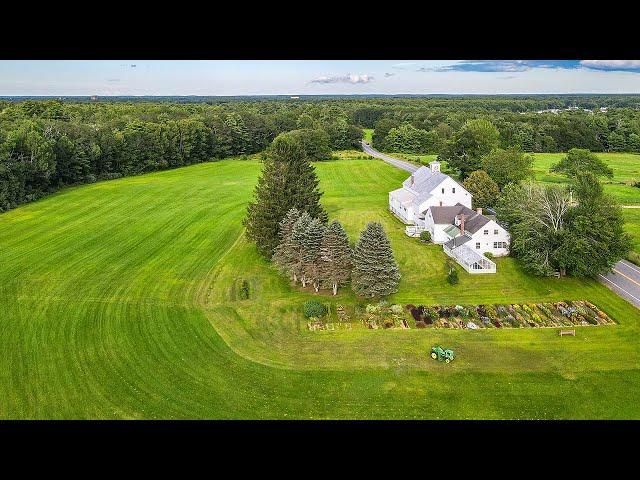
351 222 400 297
317 220 352 295
287 212 313 284
272 208 301 280
244 135 327 258
301 218 327 290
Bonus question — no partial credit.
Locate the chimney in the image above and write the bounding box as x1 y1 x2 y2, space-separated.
459 214 465 235
476 207 482 215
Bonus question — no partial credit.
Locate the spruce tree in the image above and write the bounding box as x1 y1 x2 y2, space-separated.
301 218 327 290
351 222 400 297
272 208 301 280
318 220 352 295
288 212 312 284
244 135 326 258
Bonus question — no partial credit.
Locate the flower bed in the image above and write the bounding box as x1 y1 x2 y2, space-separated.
404 300 615 330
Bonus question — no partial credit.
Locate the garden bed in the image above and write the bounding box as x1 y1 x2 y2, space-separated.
406 300 615 329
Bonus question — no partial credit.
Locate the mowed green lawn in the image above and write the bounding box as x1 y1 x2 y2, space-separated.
1 157 640 419
532 152 640 205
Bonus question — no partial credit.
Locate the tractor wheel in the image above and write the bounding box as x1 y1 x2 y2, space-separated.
445 358 450 364
431 352 437 359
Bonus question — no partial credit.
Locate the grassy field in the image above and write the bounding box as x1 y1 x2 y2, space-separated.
623 208 640 253
532 152 640 206
1 156 640 419
363 128 373 144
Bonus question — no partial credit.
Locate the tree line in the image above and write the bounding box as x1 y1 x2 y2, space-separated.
368 103 640 155
0 99 362 212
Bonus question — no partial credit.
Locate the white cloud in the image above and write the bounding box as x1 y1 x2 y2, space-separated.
580 60 640 71
311 73 374 84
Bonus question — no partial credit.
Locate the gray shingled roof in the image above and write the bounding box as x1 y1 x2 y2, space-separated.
402 166 449 206
463 213 491 235
428 204 476 223
429 203 492 235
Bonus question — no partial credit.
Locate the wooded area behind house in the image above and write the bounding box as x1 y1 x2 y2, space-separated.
2 95 640 212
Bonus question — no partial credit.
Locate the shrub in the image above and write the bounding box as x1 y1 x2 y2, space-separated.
415 321 427 329
627 251 640 267
447 267 459 285
365 304 379 314
303 300 327 318
390 304 404 315
410 308 422 322
383 318 394 329
484 252 494 259
238 280 250 300
419 231 431 243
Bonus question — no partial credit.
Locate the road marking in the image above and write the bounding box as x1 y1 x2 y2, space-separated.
620 260 640 275
612 268 640 287
599 274 640 304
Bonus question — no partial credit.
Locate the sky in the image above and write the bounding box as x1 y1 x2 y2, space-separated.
1 60 640 96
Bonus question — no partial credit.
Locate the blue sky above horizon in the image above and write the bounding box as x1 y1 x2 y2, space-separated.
1 60 640 96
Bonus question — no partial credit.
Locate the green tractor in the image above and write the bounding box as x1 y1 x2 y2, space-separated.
430 345 454 363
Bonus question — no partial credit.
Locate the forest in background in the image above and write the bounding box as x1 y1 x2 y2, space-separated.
2 95 640 212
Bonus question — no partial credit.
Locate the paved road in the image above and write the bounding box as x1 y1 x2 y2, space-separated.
599 260 640 308
361 141 419 173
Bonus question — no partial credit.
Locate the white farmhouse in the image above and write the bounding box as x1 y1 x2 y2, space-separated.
388 161 472 225
388 161 510 274
426 204 510 255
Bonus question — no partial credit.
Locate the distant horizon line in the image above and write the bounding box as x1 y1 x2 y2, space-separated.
2 92 640 98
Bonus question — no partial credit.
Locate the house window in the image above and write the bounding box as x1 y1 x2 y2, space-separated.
484 230 488 235
493 242 498 248
441 188 445 194
452 188 456 193
439 201 442 206
476 242 480 249
494 229 498 235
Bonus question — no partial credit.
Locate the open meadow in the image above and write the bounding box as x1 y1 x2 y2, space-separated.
1 156 640 419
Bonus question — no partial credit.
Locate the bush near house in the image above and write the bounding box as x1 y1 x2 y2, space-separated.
303 300 328 318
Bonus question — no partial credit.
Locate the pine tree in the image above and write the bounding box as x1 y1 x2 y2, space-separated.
301 218 327 290
288 212 312 284
351 222 400 297
272 208 301 280
318 220 352 295
244 135 326 258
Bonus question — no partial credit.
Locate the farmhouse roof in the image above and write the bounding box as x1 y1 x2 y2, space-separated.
429 203 492 234
402 166 449 197
428 204 476 223
389 187 416 206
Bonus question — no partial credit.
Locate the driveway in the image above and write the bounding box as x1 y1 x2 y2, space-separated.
599 260 640 308
361 141 419 173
